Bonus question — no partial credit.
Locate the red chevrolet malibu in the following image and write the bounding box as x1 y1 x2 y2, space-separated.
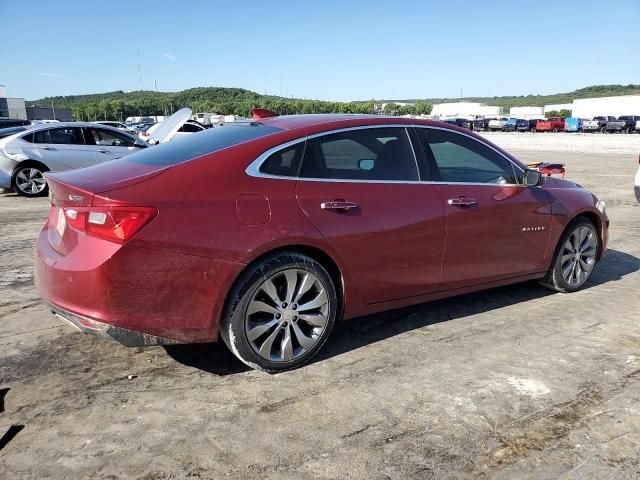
35 114 609 372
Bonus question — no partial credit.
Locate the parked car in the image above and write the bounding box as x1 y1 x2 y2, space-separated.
636 119 640 133
0 109 192 197
503 118 519 132
536 117 565 132
92 121 137 135
140 120 205 141
0 125 30 140
583 116 616 133
605 116 640 134
564 118 584 133
515 119 531 132
488 118 508 131
473 118 491 131
34 114 609 372
0 119 31 129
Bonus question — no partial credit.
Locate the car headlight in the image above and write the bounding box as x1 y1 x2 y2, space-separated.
596 199 606 216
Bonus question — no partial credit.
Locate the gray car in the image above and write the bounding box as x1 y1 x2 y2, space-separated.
0 122 142 197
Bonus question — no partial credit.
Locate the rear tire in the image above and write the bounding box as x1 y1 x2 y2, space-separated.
539 218 600 293
220 252 338 373
13 163 49 198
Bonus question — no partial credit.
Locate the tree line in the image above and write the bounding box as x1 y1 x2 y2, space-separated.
31 87 435 121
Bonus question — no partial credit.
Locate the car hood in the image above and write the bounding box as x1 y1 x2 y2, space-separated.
146 108 192 144
542 177 583 190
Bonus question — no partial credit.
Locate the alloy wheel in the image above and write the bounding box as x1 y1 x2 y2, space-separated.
245 268 330 362
15 168 47 195
560 226 597 287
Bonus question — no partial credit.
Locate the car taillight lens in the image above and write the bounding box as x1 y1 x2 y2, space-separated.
64 206 157 243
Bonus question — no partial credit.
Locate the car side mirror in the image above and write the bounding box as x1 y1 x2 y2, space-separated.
523 169 543 187
133 138 148 149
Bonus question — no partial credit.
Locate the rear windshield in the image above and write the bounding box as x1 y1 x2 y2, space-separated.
126 123 282 166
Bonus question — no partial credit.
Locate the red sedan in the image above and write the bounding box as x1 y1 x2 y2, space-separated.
35 114 609 372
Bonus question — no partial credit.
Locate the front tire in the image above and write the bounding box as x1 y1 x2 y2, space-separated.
539 218 600 293
13 164 49 197
221 252 338 372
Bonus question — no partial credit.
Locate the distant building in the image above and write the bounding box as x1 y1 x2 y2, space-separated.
431 102 502 118
509 106 544 118
543 103 573 114
571 95 640 118
0 84 27 119
26 105 72 122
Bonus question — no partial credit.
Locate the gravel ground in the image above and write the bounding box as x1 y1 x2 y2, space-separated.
479 131 640 155
0 143 639 479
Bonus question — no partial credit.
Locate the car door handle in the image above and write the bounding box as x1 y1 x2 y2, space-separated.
321 200 358 211
97 149 111 154
42 146 57 151
447 197 478 208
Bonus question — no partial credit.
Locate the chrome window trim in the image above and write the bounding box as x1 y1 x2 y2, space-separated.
245 123 528 187
246 124 422 182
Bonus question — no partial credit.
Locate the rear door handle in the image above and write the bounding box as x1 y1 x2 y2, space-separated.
97 149 111 154
447 197 478 208
321 200 358 211
42 146 57 151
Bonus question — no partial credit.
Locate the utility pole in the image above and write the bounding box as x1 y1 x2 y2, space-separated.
51 100 56 120
137 49 142 88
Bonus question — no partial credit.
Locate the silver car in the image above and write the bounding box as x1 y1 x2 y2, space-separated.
0 122 141 197
0 109 192 197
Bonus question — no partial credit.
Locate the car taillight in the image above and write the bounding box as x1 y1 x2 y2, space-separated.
64 206 156 243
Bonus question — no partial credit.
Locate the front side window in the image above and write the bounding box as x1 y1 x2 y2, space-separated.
86 128 134 147
418 128 517 184
299 127 418 181
45 127 85 145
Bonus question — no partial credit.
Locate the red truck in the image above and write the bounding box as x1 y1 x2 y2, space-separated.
536 117 565 132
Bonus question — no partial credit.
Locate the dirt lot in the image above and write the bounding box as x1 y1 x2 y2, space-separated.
1 146 639 479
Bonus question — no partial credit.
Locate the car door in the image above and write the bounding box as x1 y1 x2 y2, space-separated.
294 126 446 304
414 126 552 290
29 126 96 171
84 127 136 164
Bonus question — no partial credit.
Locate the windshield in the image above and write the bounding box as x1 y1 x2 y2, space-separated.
126 123 283 166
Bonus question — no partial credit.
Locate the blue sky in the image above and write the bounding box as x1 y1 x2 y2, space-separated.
2 0 639 101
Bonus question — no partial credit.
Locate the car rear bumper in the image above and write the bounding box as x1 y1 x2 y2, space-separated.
46 301 181 346
35 223 244 345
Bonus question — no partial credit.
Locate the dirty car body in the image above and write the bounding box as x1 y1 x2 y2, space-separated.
35 115 609 370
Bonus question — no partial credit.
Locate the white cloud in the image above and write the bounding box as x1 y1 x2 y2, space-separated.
37 72 64 78
161 52 177 61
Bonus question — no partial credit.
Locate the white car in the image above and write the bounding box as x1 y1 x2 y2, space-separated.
488 118 508 131
139 119 205 142
0 108 192 197
92 121 137 136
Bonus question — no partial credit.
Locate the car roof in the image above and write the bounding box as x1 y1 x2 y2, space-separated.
258 114 452 133
23 121 128 132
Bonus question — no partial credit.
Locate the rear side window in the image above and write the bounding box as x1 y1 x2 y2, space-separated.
259 143 304 177
299 127 418 181
126 123 282 166
418 128 517 184
47 127 85 145
180 123 204 133
85 127 134 147
33 130 52 144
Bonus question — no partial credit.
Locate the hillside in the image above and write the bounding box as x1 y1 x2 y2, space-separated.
27 84 640 121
